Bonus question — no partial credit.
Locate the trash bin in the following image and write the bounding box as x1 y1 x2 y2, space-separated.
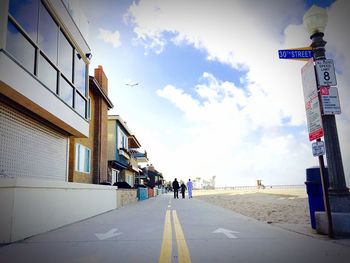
305 167 329 229
137 187 148 201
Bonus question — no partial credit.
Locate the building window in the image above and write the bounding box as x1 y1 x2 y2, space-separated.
58 30 73 81
6 0 88 119
74 51 86 95
60 76 74 106
87 97 92 120
38 54 57 93
9 0 39 42
38 1 58 63
118 128 128 150
75 92 86 118
75 144 90 173
6 20 36 73
126 174 134 187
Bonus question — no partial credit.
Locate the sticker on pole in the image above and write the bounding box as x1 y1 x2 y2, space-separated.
312 140 325 157
315 59 337 86
320 86 341 115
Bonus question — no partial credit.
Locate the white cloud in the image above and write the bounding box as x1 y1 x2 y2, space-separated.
126 0 350 186
152 73 315 186
98 28 121 47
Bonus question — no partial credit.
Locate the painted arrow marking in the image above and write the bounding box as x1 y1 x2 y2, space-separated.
95 228 122 240
212 228 239 239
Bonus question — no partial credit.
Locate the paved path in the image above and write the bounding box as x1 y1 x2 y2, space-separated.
1 193 350 263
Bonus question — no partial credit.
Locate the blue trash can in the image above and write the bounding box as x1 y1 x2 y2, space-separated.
305 167 329 229
137 187 148 201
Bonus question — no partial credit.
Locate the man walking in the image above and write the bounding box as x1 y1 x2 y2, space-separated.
187 179 193 198
172 178 179 199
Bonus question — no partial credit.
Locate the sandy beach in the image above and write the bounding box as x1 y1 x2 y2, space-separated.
193 187 317 236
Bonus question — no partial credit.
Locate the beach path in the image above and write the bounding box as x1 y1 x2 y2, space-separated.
1 193 350 263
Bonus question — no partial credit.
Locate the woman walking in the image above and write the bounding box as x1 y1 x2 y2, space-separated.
180 182 187 199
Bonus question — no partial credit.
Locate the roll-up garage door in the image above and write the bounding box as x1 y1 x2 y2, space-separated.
0 101 68 181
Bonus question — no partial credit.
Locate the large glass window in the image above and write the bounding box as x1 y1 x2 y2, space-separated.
60 76 73 106
38 2 58 63
6 20 35 73
75 92 86 118
74 51 86 95
75 144 90 173
9 0 38 41
38 54 57 93
58 31 73 81
6 0 89 120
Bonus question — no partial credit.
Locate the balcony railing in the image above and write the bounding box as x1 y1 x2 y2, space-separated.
118 148 130 160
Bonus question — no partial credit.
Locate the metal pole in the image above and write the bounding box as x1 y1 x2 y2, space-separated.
316 138 334 238
310 32 348 195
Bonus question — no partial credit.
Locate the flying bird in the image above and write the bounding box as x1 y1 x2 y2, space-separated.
125 82 139 87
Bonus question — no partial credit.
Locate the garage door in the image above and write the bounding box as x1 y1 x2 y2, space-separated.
0 101 68 181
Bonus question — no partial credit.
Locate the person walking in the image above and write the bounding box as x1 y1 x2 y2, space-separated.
172 178 179 199
187 179 193 198
180 182 187 199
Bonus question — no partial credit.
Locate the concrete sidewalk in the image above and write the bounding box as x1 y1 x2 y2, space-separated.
1 193 349 263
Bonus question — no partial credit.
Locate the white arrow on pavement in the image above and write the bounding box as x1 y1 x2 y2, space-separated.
95 228 122 240
212 228 240 239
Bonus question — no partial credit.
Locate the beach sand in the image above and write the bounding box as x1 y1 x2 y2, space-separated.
193 188 321 237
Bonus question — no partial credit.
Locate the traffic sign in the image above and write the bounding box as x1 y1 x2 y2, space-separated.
301 59 324 141
315 59 337 86
320 86 341 115
312 140 325 157
278 47 313 61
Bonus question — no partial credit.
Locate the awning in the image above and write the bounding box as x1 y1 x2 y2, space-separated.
129 164 141 173
109 160 128 170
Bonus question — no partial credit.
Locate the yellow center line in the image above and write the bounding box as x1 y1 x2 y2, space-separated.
173 210 192 263
158 210 172 263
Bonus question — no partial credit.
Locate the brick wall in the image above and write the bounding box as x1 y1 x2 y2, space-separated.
100 101 109 182
94 65 108 94
68 91 95 184
116 189 137 208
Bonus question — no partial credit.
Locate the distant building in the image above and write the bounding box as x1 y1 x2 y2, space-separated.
192 176 216 189
107 115 148 187
142 164 164 189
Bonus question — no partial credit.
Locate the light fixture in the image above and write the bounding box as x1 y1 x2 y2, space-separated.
303 5 328 36
85 52 92 60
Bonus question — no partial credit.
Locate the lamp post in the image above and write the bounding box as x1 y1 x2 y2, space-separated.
303 6 349 213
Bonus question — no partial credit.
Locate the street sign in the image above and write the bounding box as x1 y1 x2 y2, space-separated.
320 86 341 115
301 59 324 141
278 47 313 61
312 140 325 157
315 59 337 86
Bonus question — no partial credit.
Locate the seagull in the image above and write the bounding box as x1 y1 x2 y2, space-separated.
125 82 139 87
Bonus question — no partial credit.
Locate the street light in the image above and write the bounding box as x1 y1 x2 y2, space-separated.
303 5 349 213
303 5 328 36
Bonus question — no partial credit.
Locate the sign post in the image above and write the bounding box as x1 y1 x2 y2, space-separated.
301 58 323 141
301 58 333 238
315 59 337 86
320 86 341 115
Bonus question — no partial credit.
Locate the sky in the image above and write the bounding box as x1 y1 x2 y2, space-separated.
77 0 349 187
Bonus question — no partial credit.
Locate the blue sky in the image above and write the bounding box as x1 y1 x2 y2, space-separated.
78 0 350 186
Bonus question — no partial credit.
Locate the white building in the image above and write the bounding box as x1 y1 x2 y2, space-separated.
0 0 117 243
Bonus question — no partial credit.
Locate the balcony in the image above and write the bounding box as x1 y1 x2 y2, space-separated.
118 148 130 160
129 149 148 163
